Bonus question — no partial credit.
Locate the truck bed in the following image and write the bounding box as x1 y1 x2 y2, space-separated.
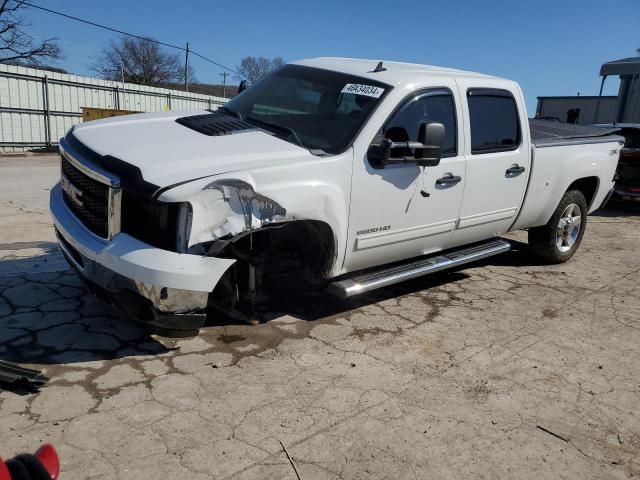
529 119 621 147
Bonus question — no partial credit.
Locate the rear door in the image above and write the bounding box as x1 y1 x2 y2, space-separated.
451 84 530 245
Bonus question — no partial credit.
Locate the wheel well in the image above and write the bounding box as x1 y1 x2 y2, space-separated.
264 220 336 280
207 220 336 321
567 177 599 209
215 220 337 286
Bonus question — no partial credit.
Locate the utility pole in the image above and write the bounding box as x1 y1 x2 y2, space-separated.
184 42 190 92
220 72 229 98
121 63 126 109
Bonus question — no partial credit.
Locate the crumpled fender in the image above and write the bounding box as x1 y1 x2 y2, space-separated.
157 167 351 277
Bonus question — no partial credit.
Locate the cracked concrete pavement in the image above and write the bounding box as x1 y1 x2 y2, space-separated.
0 154 639 479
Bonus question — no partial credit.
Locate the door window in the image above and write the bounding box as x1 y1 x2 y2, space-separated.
383 90 457 157
467 89 521 154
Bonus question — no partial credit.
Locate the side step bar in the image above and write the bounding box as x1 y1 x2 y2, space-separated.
327 239 511 298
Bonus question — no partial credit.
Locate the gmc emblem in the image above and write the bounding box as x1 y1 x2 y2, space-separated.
61 175 83 208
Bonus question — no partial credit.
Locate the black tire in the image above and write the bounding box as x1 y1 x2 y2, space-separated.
528 189 588 264
5 459 30 480
13 454 52 480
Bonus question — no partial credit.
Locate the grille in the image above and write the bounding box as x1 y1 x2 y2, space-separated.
61 155 110 238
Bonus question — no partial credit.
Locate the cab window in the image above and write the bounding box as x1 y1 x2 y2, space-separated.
467 89 521 154
383 89 457 157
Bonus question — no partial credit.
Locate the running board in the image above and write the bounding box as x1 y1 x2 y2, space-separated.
0 360 49 392
327 239 511 298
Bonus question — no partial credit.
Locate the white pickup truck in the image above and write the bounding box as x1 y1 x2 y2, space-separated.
50 58 623 334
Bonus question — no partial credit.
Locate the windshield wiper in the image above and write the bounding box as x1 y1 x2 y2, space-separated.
217 106 243 120
245 115 305 149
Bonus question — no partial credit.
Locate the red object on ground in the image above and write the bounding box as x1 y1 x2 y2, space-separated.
0 444 59 480
0 457 11 480
35 445 59 480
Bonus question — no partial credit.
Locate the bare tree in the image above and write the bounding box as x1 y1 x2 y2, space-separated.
92 36 195 86
236 56 284 84
0 0 62 65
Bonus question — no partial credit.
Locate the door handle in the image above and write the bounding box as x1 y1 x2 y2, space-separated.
435 173 462 186
505 164 526 176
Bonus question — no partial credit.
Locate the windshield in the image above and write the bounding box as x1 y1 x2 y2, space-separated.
224 64 391 154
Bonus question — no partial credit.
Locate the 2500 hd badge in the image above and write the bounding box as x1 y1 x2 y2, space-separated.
357 225 391 235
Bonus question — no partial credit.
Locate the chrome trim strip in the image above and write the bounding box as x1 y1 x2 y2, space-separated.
108 187 122 239
59 137 120 188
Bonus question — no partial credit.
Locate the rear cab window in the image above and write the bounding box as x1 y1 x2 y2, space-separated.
467 88 521 154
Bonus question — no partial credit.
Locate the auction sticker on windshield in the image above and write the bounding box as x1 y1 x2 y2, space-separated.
341 84 385 98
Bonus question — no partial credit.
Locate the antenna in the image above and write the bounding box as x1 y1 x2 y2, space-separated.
371 61 387 73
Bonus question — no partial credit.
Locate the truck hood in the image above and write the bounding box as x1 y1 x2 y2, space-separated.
71 109 312 189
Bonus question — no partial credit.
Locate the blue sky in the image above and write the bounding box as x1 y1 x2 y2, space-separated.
26 0 639 113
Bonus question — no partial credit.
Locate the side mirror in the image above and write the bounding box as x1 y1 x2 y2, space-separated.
367 136 391 166
367 121 445 168
415 122 444 167
238 80 248 94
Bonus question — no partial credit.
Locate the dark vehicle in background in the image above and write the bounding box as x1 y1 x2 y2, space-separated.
611 125 640 200
535 56 640 201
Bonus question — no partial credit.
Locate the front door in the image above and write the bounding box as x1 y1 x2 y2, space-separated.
344 87 466 272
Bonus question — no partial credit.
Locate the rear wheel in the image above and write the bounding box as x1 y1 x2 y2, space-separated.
528 189 588 264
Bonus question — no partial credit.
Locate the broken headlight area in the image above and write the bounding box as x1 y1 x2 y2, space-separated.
185 178 290 252
121 190 192 252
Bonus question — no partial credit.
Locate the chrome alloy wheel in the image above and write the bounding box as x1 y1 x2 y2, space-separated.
556 203 582 252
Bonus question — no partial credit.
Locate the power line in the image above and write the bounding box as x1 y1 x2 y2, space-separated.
21 2 183 50
21 1 243 77
191 51 240 77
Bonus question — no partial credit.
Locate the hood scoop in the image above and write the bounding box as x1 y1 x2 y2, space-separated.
176 111 256 137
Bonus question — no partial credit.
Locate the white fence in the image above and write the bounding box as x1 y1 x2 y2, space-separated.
0 64 227 152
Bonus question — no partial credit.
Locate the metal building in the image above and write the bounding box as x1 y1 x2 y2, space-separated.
598 57 640 123
0 64 227 152
536 57 640 125
535 95 617 124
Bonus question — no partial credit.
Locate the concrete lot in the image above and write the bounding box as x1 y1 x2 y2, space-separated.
0 154 639 479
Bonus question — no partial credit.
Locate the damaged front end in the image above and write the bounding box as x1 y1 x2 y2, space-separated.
169 177 337 324
187 178 291 254
57 228 211 335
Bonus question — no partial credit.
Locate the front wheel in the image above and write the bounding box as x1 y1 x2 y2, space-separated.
528 189 588 264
